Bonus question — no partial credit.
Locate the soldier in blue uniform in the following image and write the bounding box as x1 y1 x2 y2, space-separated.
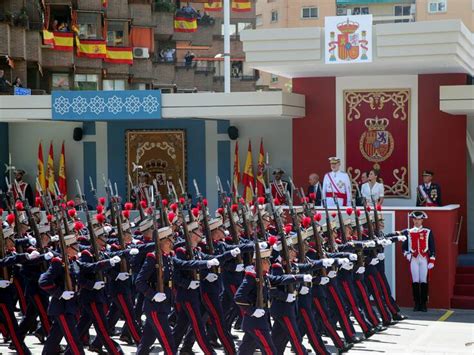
416 170 442 207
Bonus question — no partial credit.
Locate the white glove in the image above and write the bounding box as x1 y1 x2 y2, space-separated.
385 239 392 246
328 270 337 278
405 253 411 262
273 243 282 252
93 281 105 290
377 253 385 261
365 240 376 248
0 280 11 288
300 286 310 295
252 308 265 318
44 251 54 260
286 293 296 303
369 258 379 266
319 277 330 285
339 258 350 266
109 256 121 266
341 262 354 271
188 280 200 289
115 272 130 281
376 239 384 246
303 274 313 283
60 291 75 300
205 273 218 282
258 242 268 249
207 258 220 268
50 235 59 243
322 258 335 268
230 248 241 257
398 235 407 242
152 292 167 303
129 248 139 256
349 253 358 261
356 266 365 274
28 237 37 246
428 263 434 270
28 250 41 260
235 264 244 272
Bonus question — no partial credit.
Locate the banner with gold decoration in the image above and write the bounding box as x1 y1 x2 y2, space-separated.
344 89 410 198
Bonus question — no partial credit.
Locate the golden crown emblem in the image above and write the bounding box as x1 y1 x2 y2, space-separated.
144 159 168 171
364 116 389 131
337 19 359 34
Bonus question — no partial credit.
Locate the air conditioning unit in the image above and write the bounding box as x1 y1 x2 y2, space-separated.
133 47 150 59
336 7 347 16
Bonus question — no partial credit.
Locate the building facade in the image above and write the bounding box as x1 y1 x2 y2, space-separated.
0 0 257 94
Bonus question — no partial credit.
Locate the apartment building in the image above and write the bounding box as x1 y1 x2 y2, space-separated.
0 0 257 94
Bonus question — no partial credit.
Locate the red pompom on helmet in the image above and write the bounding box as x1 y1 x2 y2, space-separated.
15 201 24 211
356 208 361 217
122 210 130 219
68 209 77 218
35 197 42 207
74 221 84 231
309 192 316 201
6 214 15 225
257 197 265 205
196 202 202 210
225 197 231 204
302 196 310 204
346 207 353 216
96 205 104 214
367 205 372 212
168 212 177 224
170 203 178 212
376 204 382 212
202 198 208 207
146 207 153 215
192 207 200 219
98 197 106 206
314 212 322 222
330 212 337 219
284 224 292 234
267 235 277 246
67 200 75 208
140 200 147 209
273 198 280 206
124 202 134 211
179 197 185 205
162 199 169 207
47 214 54 222
61 203 67 210
302 216 312 228
96 213 105 224
239 197 245 205
216 208 224 216
231 204 238 213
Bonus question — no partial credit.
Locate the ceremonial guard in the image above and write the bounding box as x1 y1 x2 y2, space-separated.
416 171 442 206
11 169 34 206
402 211 436 312
270 169 291 205
322 157 352 207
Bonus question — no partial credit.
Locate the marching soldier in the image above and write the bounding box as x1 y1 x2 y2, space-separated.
402 211 436 312
416 171 442 207
322 157 352 207
270 169 291 205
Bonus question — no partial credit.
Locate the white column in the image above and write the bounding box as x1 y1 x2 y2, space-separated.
223 0 231 93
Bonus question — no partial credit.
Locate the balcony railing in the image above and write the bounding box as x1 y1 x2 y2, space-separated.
373 14 415 23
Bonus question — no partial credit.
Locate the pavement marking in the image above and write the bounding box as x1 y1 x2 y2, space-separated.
437 309 454 322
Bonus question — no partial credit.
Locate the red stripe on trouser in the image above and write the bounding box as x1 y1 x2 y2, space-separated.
151 311 173 355
58 314 81 355
117 294 141 343
13 279 27 313
33 294 51 334
203 293 234 354
0 304 24 355
91 302 120 355
342 281 369 332
282 316 304 355
356 280 379 326
376 272 398 315
300 308 326 355
184 301 212 355
255 329 274 355
368 275 390 322
229 284 244 317
312 298 343 348
328 285 354 338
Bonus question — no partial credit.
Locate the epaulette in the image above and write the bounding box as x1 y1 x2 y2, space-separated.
81 250 93 257
175 247 186 254
272 263 282 269
245 271 256 278
146 252 155 259
51 257 62 263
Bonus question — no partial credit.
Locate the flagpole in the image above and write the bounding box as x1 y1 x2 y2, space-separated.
223 0 231 93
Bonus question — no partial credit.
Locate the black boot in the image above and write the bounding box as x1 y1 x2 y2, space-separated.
412 283 420 311
420 283 428 312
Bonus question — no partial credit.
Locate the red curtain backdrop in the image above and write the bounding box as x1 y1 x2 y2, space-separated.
344 89 410 198
130 27 154 52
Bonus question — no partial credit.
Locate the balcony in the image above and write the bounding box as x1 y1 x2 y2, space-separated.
41 47 74 68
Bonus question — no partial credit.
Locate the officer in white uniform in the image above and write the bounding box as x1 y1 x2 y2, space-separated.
322 157 352 207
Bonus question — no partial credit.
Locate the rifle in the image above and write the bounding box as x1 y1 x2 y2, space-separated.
178 179 194 225
253 195 265 309
53 182 71 236
333 195 348 244
110 183 129 273
0 216 10 280
89 176 98 207
233 180 252 242
170 182 197 280
352 200 365 269
103 175 116 226
129 174 145 222
148 184 164 293
153 180 168 228
371 195 381 238
5 178 22 243
54 208 73 291
322 200 336 253
286 178 305 260
36 178 51 215
217 177 241 263
76 180 103 281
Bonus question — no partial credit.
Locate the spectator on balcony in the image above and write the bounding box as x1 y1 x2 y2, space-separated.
166 48 175 62
0 70 12 93
52 19 59 31
13 77 23 88
58 22 69 32
196 9 202 20
183 3 198 17
184 51 195 68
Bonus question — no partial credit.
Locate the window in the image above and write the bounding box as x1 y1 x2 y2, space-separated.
52 73 70 91
256 15 263 26
77 12 102 39
352 7 369 15
301 7 318 19
107 20 129 46
238 22 252 33
74 74 99 91
130 83 147 90
394 5 412 23
103 79 125 91
428 0 447 13
271 74 278 83
271 10 278 22
221 24 237 36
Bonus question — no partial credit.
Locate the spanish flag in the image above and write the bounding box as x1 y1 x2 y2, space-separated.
76 37 107 58
53 32 74 51
256 138 266 197
174 17 198 33
58 141 67 200
105 47 133 65
242 140 255 203
42 29 55 46
204 0 222 11
36 142 46 197
46 141 55 198
232 141 240 198
232 0 251 12
102 0 108 8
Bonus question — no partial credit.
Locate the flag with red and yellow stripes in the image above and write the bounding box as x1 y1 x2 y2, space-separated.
256 138 266 197
36 141 46 197
102 0 108 8
232 141 240 197
174 17 198 33
204 0 222 11
76 37 107 58
53 32 74 51
58 141 67 200
232 0 251 12
242 140 255 203
46 142 55 197
105 47 133 64
42 29 55 46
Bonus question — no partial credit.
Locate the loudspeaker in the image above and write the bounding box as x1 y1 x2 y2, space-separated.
73 127 83 141
227 126 239 140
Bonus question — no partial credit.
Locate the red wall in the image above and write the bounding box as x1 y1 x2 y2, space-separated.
418 74 468 253
292 77 336 189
